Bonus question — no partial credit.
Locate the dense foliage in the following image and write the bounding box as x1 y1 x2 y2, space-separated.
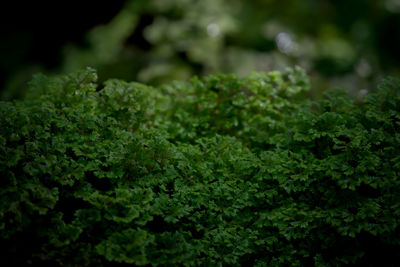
1 67 399 266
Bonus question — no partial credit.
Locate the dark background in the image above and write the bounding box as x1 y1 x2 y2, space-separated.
0 1 126 89
1 0 400 100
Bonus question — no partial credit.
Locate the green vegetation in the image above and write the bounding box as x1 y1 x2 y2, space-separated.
1 68 399 266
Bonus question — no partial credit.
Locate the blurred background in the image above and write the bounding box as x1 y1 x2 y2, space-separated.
1 0 400 100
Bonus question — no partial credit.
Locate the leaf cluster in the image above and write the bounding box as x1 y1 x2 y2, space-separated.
1 67 399 266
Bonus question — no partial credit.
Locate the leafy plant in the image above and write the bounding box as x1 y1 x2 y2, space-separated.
0 67 399 266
